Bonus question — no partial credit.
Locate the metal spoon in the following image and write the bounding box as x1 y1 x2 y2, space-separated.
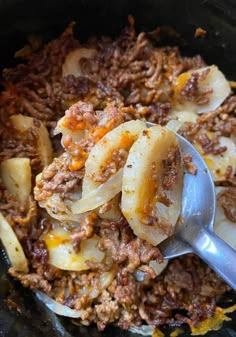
147 122 236 290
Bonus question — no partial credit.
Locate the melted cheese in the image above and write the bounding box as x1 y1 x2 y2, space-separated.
190 305 236 335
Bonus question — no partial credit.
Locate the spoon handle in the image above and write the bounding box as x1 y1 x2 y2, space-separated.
180 220 236 290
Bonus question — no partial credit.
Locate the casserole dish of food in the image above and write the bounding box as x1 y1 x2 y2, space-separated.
0 0 235 336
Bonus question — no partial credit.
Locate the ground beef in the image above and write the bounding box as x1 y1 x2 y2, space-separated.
8 267 52 293
0 21 235 333
35 152 83 201
95 290 120 330
178 68 212 106
183 153 197 175
217 187 236 222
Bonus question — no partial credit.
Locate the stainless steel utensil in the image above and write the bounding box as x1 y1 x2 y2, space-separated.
147 122 236 290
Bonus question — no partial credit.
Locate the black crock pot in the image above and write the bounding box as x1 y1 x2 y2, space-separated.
0 1 236 336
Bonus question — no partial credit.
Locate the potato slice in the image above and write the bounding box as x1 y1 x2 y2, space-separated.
0 212 28 272
44 227 104 271
10 114 52 167
121 125 183 246
174 65 231 114
214 187 236 250
195 135 236 181
0 157 31 207
83 120 147 195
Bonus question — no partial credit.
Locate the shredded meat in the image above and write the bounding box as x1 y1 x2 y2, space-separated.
35 152 83 201
8 267 52 293
183 153 197 175
217 187 236 222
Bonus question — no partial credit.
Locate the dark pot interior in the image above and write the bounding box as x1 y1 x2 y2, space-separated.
0 0 236 336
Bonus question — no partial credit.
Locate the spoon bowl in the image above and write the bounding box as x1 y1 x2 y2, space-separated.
147 122 236 290
159 132 215 258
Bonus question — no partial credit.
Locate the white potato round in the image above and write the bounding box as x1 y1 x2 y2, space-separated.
121 125 183 246
43 227 104 271
83 120 147 195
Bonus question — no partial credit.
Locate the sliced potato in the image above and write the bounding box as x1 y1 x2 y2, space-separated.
174 65 231 114
0 158 31 207
121 125 183 246
44 227 104 271
214 187 236 250
83 120 147 195
10 114 52 167
195 135 236 181
0 212 28 272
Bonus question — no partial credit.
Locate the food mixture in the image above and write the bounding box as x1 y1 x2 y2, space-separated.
0 20 235 332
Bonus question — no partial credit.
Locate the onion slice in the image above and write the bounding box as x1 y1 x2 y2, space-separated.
0 212 28 272
149 260 168 276
35 291 82 318
97 193 122 221
35 268 116 317
71 168 123 214
10 114 52 167
129 325 154 336
38 192 87 223
0 158 32 207
54 115 85 143
169 110 198 124
165 119 182 133
62 48 96 78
